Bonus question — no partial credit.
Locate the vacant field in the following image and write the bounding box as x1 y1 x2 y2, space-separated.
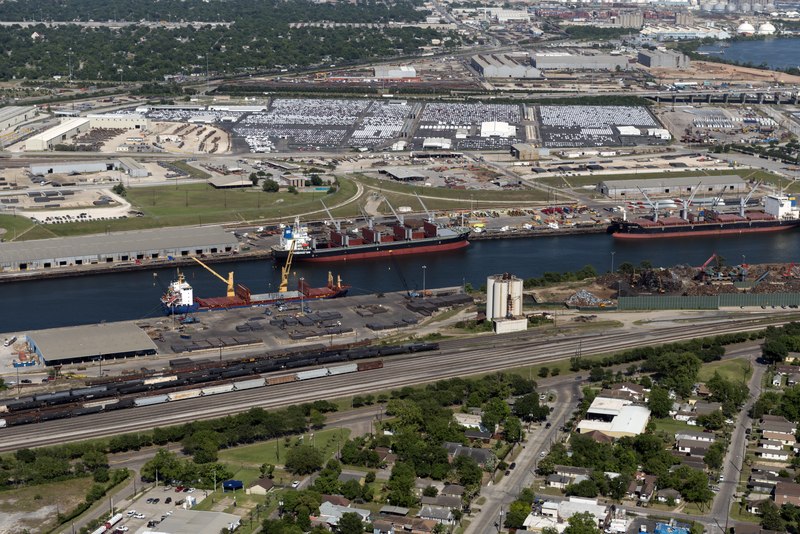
651 417 696 436
697 357 751 383
218 428 351 475
0 477 95 533
8 178 358 241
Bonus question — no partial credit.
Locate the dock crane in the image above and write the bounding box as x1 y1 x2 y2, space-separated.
320 200 341 232
381 195 405 226
192 257 235 297
680 181 703 220
739 181 761 218
278 240 296 293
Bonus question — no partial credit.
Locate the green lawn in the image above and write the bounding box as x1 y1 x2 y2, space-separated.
697 357 751 383
218 428 350 473
6 178 358 241
651 417 696 436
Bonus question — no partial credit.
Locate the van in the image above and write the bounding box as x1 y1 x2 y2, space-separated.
3 336 17 347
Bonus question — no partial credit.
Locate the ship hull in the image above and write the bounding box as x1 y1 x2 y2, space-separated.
610 219 800 239
161 303 201 315
273 233 470 262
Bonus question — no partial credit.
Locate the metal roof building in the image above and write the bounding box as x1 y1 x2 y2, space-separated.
470 54 541 79
143 509 241 534
25 118 91 151
27 322 158 365
597 175 747 199
0 226 239 271
379 166 429 181
0 105 37 131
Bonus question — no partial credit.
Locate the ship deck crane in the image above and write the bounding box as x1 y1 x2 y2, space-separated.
740 181 761 217
279 240 296 293
680 181 703 220
192 257 235 297
320 200 341 232
637 186 660 223
415 192 434 224
381 195 405 226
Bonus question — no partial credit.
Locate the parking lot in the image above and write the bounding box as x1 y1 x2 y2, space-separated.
113 484 205 533
536 105 666 148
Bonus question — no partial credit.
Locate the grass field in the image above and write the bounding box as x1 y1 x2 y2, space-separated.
651 417 696 436
537 168 784 189
3 178 358 241
697 357 751 383
218 428 351 477
0 477 95 533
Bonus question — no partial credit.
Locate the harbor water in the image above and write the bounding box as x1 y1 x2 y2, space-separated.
697 37 800 70
3 231 800 332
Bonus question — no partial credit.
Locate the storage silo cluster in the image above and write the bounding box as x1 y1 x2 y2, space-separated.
486 273 523 321
699 0 777 13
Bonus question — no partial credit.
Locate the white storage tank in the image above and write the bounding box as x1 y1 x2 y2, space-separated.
486 273 523 321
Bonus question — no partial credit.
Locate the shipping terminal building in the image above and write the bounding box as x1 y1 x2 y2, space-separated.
27 323 158 366
0 226 239 272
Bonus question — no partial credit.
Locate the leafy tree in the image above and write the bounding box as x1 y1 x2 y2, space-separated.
504 500 531 529
697 410 725 431
309 409 325 429
648 387 672 419
338 512 365 533
512 393 549 422
454 455 483 487
341 479 363 501
779 385 800 421
423 485 438 498
566 479 599 498
563 511 602 534
285 444 323 475
387 462 416 507
538 367 550 378
760 500 786 531
762 338 788 364
249 173 259 186
260 463 275 479
112 183 127 196
481 397 511 430
703 441 726 470
262 178 279 192
288 186 298 195
504 416 523 443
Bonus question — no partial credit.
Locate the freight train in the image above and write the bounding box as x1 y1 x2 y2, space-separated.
0 342 439 429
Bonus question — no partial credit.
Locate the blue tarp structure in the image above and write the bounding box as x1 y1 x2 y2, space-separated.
223 479 244 492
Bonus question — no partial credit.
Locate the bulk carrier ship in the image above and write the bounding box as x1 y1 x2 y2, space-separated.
272 198 470 262
609 193 800 239
160 257 349 315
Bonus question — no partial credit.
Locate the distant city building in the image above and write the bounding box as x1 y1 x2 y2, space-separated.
480 8 531 23
614 12 644 28
639 25 731 41
470 54 542 79
637 49 691 69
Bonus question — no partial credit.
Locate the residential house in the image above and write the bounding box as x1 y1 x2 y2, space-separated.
609 382 647 401
695 384 712 397
440 484 465 497
676 439 712 457
547 474 573 490
464 429 492 442
675 431 715 443
745 495 772 514
762 431 797 446
246 478 275 496
316 501 371 527
759 439 786 451
380 506 410 517
693 401 722 416
761 415 797 437
751 464 784 476
755 448 790 462
775 364 800 375
557 497 612 528
443 442 495 468
788 373 800 387
584 430 614 444
670 453 707 471
374 446 398 466
453 413 484 430
773 481 800 506
322 495 351 507
417 505 455 525
554 466 593 478
772 374 783 387
655 488 682 504
420 495 461 509
626 474 658 503
373 517 438 534
598 388 641 403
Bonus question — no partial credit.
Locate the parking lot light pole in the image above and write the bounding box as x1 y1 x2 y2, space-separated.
422 265 427 295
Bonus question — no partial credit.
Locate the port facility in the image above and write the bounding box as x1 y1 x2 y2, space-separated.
27 322 158 365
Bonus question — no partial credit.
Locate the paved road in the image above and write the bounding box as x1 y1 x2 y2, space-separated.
465 380 580 534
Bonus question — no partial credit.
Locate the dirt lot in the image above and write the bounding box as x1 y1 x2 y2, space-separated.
0 477 95 533
650 61 800 85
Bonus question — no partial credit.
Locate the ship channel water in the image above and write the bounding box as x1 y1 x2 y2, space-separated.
3 231 800 332
697 37 800 70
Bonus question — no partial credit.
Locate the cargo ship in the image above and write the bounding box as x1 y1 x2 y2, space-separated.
609 193 800 239
271 215 470 262
160 257 349 315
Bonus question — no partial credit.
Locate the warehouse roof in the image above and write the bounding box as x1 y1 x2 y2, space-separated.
0 105 34 123
380 166 429 181
0 225 238 264
600 175 744 189
29 322 158 363
144 509 241 534
27 118 89 143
